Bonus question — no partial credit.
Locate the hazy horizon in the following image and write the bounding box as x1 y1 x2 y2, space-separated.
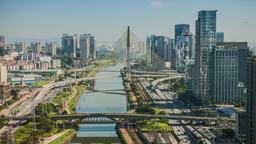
1 0 256 44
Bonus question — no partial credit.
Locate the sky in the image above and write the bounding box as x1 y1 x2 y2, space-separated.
0 0 256 44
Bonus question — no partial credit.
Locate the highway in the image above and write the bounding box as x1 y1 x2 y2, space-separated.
151 75 186 87
137 77 214 144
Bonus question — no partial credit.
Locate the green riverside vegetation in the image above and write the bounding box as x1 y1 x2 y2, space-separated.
48 129 76 144
140 119 172 132
13 58 120 144
32 80 50 87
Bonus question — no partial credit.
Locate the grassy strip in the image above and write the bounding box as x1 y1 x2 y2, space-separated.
140 120 172 132
0 99 17 111
14 59 119 143
14 122 59 144
32 80 50 87
68 82 88 114
48 129 76 144
53 88 71 105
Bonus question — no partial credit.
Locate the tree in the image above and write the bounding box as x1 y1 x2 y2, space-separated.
0 132 8 144
11 89 20 101
0 116 5 128
0 49 7 56
35 103 56 132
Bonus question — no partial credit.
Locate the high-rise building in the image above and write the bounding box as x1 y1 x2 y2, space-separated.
90 35 96 60
79 34 96 62
0 64 7 83
216 32 224 42
80 34 90 62
15 42 26 53
62 34 77 58
146 36 153 63
176 34 195 71
0 64 11 105
167 38 175 62
194 10 217 104
31 42 42 54
187 59 196 91
45 42 57 57
213 42 249 104
246 56 256 144
154 36 165 59
175 24 190 44
235 108 246 143
147 35 173 69
0 35 5 50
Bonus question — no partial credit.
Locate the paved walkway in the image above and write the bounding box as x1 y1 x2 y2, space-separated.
64 85 77 114
120 128 134 144
41 130 68 144
129 128 143 144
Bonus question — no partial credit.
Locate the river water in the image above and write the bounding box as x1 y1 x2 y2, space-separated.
71 63 126 144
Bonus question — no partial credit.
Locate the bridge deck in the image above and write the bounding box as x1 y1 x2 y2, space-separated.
3 113 235 122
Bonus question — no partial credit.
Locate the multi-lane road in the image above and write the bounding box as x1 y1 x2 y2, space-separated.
137 77 214 144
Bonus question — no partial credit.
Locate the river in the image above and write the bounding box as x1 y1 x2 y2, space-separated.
71 63 126 144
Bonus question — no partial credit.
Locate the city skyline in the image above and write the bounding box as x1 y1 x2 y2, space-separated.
1 0 256 43
1 1 256 143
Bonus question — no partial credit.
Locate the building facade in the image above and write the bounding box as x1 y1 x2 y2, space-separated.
0 35 5 50
246 56 256 144
176 34 195 71
147 35 173 69
0 83 12 105
31 42 42 54
0 64 7 83
175 24 190 44
213 42 249 104
195 10 217 104
45 42 57 57
0 64 11 105
89 35 96 60
80 34 91 62
187 59 196 91
235 109 246 142
62 34 77 58
15 42 26 53
216 32 224 42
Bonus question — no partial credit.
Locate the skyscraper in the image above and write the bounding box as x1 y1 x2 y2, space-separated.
167 38 175 62
147 35 173 69
80 34 90 62
15 42 26 53
0 35 5 50
216 32 224 42
175 24 190 44
62 34 77 58
146 36 153 63
213 42 249 104
90 35 96 60
31 42 42 54
79 34 96 62
246 56 256 144
195 10 217 104
154 36 165 59
45 42 57 57
176 34 195 71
